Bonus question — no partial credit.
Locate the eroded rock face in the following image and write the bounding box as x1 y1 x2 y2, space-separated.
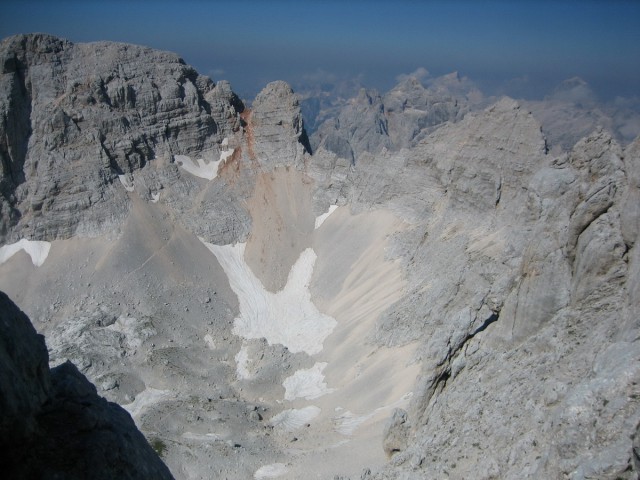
382 408 410 457
0 34 317 248
0 33 243 242
313 88 390 164
2 33 640 480
0 291 173 479
310 71 484 163
249 80 311 168
310 98 640 479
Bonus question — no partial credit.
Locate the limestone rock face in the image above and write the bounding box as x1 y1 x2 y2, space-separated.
0 34 315 247
2 33 640 480
382 408 410 457
310 97 640 479
383 73 474 147
0 33 243 242
311 72 483 163
249 80 310 168
0 291 173 479
313 88 390 164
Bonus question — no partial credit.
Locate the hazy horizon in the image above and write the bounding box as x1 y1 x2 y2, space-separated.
2 0 639 101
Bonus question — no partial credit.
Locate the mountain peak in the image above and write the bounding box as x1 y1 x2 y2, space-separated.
548 76 597 105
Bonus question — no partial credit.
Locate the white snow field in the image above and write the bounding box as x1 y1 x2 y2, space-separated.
118 174 135 192
270 405 321 431
0 164 421 479
122 387 173 421
201 241 337 355
0 239 51 267
199 199 420 479
254 463 289 479
314 204 338 229
283 362 334 401
175 143 234 180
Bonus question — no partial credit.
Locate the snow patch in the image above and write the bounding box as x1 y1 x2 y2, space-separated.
220 147 234 163
254 463 288 479
0 239 51 267
315 205 338 229
270 406 321 431
333 392 413 435
235 343 251 379
118 174 135 192
151 192 160 203
283 362 334 401
122 387 172 421
175 155 221 180
175 144 233 181
333 410 373 436
182 432 221 442
201 241 337 355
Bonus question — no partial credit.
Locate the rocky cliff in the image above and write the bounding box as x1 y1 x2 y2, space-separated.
310 99 640 479
0 290 174 479
309 73 640 164
1 33 639 480
522 77 640 152
310 71 484 163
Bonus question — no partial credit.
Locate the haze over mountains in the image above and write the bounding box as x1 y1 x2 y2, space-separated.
1 33 639 480
3 1 639 101
297 70 640 160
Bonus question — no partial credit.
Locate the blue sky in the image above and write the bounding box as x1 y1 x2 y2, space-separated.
1 0 639 100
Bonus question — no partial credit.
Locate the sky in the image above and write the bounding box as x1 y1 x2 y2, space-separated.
1 0 639 100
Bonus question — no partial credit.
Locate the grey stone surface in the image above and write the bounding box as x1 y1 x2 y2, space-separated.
2 33 640 480
314 87 391 163
310 71 484 163
309 96 640 479
249 80 310 169
0 33 243 242
382 408 410 458
522 77 640 152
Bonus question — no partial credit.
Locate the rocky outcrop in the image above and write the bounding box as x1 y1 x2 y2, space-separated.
383 73 476 147
248 80 311 168
3 32 640 480
0 290 173 479
382 408 410 457
311 72 483 163
523 77 640 151
310 97 640 479
418 127 639 475
0 34 316 248
312 88 390 164
0 33 243 242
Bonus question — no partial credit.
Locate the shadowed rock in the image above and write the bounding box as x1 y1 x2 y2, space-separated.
0 290 174 479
